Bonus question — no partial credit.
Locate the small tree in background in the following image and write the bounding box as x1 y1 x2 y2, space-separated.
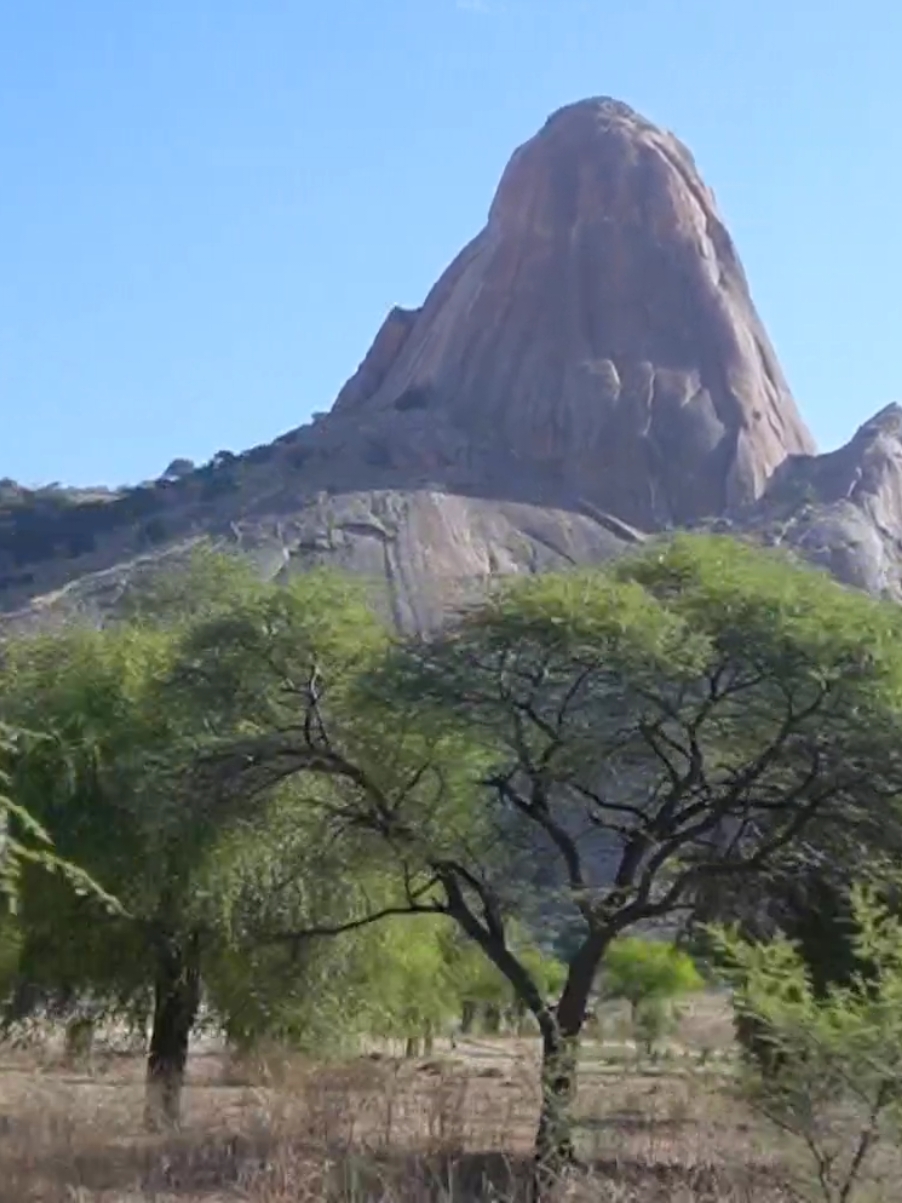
599 937 703 1055
362 917 461 1057
442 928 567 1038
160 458 195 481
714 881 902 1203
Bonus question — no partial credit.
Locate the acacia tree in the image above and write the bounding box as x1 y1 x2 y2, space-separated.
1 623 393 1125
1 623 220 1124
0 555 397 1128
182 536 902 1177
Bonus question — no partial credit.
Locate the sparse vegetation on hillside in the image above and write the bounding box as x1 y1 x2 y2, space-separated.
0 437 301 595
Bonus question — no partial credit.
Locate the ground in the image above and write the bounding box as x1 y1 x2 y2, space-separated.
0 994 842 1201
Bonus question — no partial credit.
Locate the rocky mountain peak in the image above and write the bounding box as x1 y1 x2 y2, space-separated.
325 98 815 530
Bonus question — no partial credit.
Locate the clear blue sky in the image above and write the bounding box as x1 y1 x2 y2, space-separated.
2 0 900 488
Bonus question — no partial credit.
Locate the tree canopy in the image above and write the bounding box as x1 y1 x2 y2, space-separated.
179 534 902 1172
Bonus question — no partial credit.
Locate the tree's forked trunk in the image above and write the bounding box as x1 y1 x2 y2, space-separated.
144 934 201 1131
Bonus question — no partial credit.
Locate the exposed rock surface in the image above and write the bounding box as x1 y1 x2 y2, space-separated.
324 97 815 527
731 404 902 598
3 97 900 631
1 492 637 636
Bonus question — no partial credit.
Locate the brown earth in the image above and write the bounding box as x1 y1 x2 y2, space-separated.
0 997 798 1202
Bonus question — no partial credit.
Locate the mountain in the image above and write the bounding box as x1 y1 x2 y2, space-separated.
1 97 899 630
329 98 814 528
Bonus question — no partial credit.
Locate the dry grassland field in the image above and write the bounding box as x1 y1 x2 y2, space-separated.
0 992 851 1203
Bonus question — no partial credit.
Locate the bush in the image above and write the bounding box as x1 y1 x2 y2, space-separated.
713 882 902 1203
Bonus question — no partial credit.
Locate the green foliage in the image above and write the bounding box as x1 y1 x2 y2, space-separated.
386 533 902 988
440 926 567 1033
713 882 902 1202
117 544 263 627
700 865 888 1073
600 937 703 1009
354 916 461 1044
0 721 118 919
197 776 421 1056
177 563 499 879
0 553 490 1074
0 556 402 1054
599 937 702 1054
7 533 902 1166
0 624 195 1018
630 996 674 1055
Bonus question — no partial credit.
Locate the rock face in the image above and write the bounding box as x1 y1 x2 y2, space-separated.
2 492 637 637
5 97 902 631
325 97 815 527
733 404 902 598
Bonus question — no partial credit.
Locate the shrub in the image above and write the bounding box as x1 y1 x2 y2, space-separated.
713 882 902 1203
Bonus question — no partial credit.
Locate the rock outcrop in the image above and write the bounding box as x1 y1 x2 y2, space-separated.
2 492 637 636
322 97 815 528
732 404 902 598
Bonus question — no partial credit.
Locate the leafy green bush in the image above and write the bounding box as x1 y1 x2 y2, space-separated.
713 882 902 1203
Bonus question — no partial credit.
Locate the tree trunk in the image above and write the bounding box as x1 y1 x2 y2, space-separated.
404 1035 420 1059
64 1016 96 1068
460 999 476 1035
484 1002 502 1034
534 1022 579 1186
144 933 201 1131
630 999 642 1058
511 996 530 1035
531 940 602 1193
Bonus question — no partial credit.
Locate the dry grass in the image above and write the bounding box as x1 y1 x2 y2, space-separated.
0 997 808 1201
